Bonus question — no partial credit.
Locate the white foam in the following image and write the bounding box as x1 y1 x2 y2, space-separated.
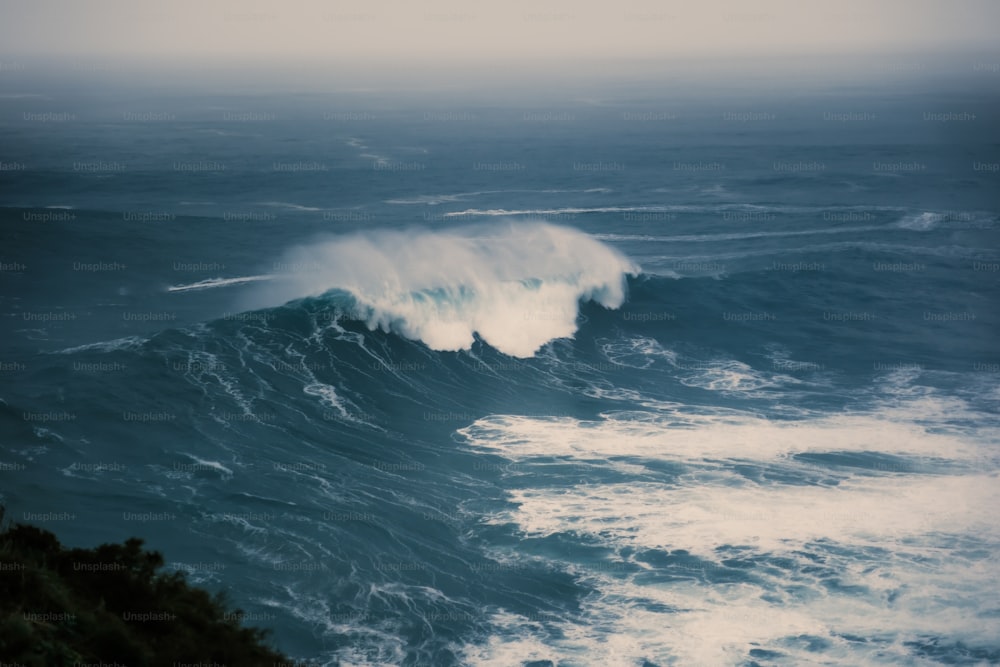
595 224 883 243
458 400 1000 665
896 211 944 230
461 406 999 560
463 546 1000 666
30 426 64 443
444 206 668 218
181 454 233 477
598 336 677 369
167 275 274 292
652 239 988 265
385 194 471 205
491 472 998 555
385 188 612 206
458 409 989 465
303 383 350 418
256 201 324 212
52 335 146 355
447 204 907 218
244 222 639 358
180 350 255 417
678 358 800 394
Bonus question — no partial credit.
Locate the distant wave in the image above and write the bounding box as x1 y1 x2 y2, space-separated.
443 203 905 218
443 205 993 229
385 194 473 205
444 206 667 217
52 336 147 355
385 188 611 205
242 222 639 358
256 201 324 212
168 275 274 293
639 241 995 268
593 225 883 244
893 210 995 231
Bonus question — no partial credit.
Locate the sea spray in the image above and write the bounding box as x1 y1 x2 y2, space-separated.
241 222 640 357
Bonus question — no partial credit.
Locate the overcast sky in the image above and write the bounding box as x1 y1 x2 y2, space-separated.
0 0 997 63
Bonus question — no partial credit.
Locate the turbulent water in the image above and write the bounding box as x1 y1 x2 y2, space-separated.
1 61 999 666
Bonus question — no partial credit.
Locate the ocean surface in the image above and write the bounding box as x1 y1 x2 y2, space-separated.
1 58 999 666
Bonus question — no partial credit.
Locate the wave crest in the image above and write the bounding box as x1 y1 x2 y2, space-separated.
243 222 639 357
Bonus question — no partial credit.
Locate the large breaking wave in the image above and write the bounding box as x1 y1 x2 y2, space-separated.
240 222 639 358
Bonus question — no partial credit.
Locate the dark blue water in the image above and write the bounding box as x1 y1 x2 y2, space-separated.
2 60 999 666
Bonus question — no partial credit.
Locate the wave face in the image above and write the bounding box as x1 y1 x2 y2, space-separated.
241 222 638 358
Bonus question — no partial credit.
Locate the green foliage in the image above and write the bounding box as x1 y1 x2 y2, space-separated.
0 507 302 666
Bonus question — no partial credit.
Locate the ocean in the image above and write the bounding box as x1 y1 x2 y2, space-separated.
1 56 999 665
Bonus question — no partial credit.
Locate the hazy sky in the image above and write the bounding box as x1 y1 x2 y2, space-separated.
0 0 997 63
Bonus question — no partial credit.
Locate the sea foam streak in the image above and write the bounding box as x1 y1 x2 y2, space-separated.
168 275 274 292
244 222 639 358
458 400 1000 666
